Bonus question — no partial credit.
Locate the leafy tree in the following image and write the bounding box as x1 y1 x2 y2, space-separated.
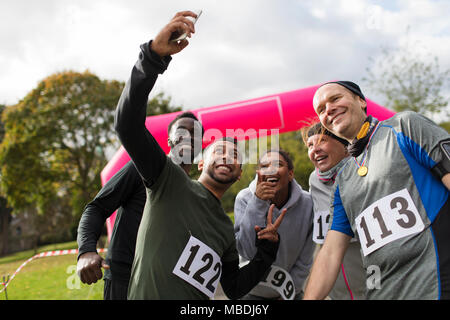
440 121 450 133
362 38 450 120
0 104 5 139
0 70 184 245
0 104 13 255
147 92 181 116
0 71 124 230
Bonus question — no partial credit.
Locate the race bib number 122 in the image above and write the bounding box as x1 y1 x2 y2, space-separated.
172 236 222 299
355 188 425 256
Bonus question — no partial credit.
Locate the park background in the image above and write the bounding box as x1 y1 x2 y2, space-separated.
0 0 449 299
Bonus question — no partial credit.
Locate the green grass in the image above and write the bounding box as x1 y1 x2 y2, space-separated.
227 211 235 224
0 240 106 300
0 241 79 265
0 215 239 300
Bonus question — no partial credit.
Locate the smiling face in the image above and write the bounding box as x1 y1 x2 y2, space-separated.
257 151 293 192
202 140 242 185
168 117 203 164
307 134 348 172
313 83 367 141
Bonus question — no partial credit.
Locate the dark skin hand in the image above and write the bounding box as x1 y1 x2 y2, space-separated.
255 172 277 201
77 252 110 285
255 203 287 242
151 11 198 57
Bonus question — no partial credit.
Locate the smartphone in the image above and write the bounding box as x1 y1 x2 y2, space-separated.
440 140 450 161
170 10 202 42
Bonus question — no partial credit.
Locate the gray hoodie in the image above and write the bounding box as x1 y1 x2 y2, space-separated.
234 176 315 298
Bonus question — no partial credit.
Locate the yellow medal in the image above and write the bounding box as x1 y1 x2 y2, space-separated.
356 121 370 140
353 121 380 178
357 166 368 177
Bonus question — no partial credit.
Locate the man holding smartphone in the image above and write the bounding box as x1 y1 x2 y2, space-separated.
114 11 286 299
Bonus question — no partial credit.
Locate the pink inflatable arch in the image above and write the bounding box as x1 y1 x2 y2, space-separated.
101 84 395 239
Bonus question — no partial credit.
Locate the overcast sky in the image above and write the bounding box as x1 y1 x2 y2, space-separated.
1 0 449 111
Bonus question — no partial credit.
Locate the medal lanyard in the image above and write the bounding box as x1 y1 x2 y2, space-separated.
353 122 380 176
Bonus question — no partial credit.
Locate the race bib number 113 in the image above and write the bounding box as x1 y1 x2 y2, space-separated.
355 188 425 256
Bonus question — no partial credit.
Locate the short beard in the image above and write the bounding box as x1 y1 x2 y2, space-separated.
206 166 238 185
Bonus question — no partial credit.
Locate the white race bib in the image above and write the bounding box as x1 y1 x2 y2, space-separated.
172 236 222 299
355 188 425 256
259 265 295 300
313 210 330 244
313 210 357 244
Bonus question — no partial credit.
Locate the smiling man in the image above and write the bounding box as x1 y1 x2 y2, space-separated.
304 81 450 300
167 112 204 168
234 149 314 300
114 11 286 299
76 111 203 300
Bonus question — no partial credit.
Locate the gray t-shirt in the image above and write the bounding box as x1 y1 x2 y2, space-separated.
330 111 450 299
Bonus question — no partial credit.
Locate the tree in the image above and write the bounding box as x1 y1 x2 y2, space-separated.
362 37 450 120
0 104 13 255
0 71 124 238
440 121 450 133
147 92 181 116
0 70 184 245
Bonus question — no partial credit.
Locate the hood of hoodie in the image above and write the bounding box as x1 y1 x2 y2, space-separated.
248 174 304 211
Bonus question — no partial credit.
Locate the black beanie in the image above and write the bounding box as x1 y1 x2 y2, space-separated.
307 122 349 147
321 81 366 102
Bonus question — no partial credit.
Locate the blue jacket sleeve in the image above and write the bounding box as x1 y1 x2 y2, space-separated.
330 185 355 237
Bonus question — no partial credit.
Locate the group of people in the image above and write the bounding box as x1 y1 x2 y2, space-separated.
76 11 450 300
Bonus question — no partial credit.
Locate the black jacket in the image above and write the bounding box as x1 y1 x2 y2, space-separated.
113 40 279 299
77 160 146 280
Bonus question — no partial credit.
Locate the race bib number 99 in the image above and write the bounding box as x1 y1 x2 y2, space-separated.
260 266 295 300
355 188 425 256
172 236 222 299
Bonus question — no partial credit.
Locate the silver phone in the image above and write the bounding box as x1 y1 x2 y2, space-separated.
170 10 202 42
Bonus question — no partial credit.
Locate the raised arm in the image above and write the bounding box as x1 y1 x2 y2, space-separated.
114 11 197 187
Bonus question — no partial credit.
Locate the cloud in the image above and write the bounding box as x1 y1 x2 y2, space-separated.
0 0 449 115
